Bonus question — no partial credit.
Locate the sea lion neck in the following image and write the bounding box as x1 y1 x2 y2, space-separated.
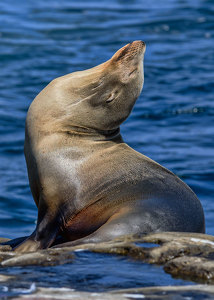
63 125 123 142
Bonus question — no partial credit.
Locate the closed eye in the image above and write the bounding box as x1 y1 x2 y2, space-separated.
106 90 119 103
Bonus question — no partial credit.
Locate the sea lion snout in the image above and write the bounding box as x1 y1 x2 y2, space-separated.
112 40 146 62
128 40 146 53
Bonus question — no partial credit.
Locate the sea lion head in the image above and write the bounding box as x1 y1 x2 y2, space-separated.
43 41 146 132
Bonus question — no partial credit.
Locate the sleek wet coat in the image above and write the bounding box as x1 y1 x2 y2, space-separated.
15 41 205 252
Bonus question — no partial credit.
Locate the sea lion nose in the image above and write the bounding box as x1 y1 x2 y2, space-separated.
131 40 146 49
126 41 146 56
132 40 145 45
141 41 146 47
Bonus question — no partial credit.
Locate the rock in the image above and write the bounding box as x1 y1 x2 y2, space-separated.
1 249 74 267
88 232 214 264
113 285 214 300
0 245 12 252
164 256 214 283
2 232 214 285
9 285 214 300
0 251 16 263
142 231 214 244
12 287 127 300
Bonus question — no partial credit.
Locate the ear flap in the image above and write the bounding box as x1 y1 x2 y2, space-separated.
106 93 115 103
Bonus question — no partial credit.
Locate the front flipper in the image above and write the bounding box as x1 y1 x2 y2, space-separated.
13 231 40 253
14 214 61 253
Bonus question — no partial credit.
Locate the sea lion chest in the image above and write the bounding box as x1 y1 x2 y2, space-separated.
41 142 166 197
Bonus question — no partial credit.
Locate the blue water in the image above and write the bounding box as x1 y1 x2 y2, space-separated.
0 0 213 292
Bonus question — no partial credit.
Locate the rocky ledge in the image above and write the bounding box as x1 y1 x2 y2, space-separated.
7 285 214 300
1 232 214 299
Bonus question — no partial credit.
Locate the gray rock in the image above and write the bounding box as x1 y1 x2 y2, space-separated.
12 287 127 300
2 232 214 285
10 285 214 300
0 245 12 252
164 256 214 283
1 248 74 267
113 284 214 300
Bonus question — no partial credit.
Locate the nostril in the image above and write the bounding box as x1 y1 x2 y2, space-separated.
131 41 146 51
136 40 146 47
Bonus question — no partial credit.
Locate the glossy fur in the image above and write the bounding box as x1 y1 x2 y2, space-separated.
14 41 205 252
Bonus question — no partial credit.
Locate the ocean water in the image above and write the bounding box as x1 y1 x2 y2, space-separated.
0 0 213 292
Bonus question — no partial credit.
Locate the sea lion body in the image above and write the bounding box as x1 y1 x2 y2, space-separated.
15 41 205 252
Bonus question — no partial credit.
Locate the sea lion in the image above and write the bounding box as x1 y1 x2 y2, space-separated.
14 40 205 252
